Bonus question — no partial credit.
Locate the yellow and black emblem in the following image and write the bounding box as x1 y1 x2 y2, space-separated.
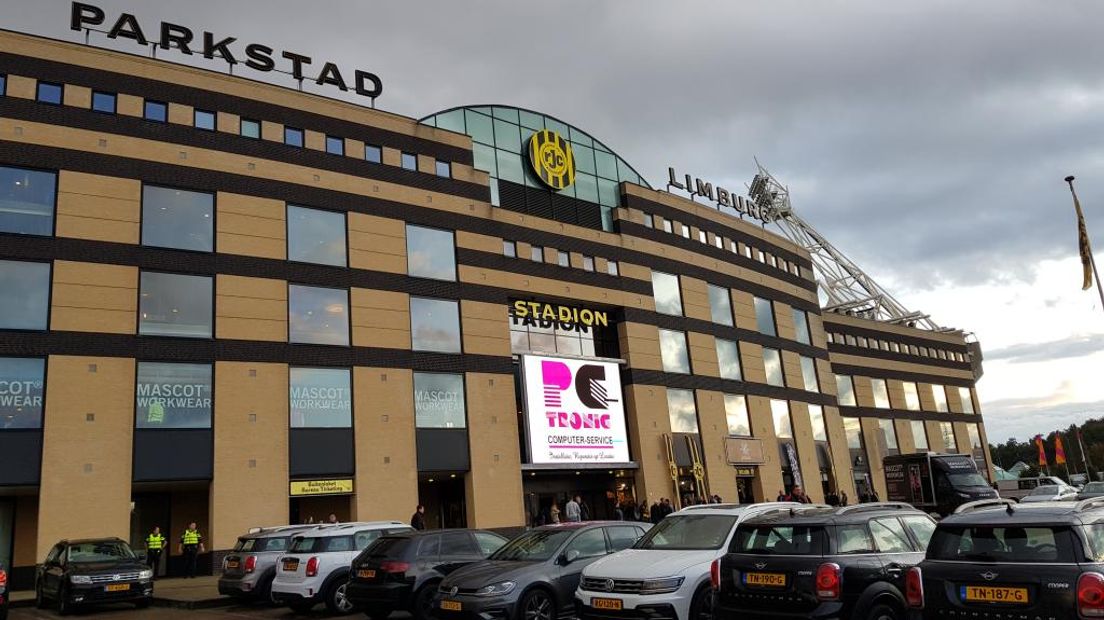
528 130 575 190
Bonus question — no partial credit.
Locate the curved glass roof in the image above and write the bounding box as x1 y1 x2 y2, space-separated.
420 105 652 213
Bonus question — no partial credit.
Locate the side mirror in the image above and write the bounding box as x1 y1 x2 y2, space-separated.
564 549 581 564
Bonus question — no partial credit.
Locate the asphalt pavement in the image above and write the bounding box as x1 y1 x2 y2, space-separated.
8 604 414 619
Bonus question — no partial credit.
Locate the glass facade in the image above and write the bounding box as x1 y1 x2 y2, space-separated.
878 418 899 454
724 394 750 436
139 272 212 338
289 367 352 428
0 166 56 236
413 372 466 428
771 399 792 438
792 308 811 345
287 205 347 266
932 384 949 412
0 357 45 429
658 329 690 374
902 382 921 411
763 348 784 387
871 378 891 409
911 420 929 451
135 362 212 428
420 106 650 231
0 260 50 330
835 374 856 406
406 225 456 280
667 388 698 434
716 339 742 380
708 284 733 326
651 271 683 316
799 356 819 392
809 405 828 441
958 387 975 413
141 185 214 252
410 297 461 353
288 285 349 346
754 297 776 336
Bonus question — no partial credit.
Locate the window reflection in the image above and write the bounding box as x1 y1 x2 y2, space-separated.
667 388 698 433
288 285 349 346
410 297 461 353
652 271 683 316
0 166 56 236
142 186 213 252
659 329 690 374
406 225 456 281
139 272 212 338
724 394 750 436
288 205 346 266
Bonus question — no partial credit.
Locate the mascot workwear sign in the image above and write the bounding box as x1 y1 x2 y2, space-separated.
522 354 629 464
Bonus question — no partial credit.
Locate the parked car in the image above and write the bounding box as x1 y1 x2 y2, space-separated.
271 521 413 615
0 559 9 620
345 529 509 620
576 503 800 620
218 524 317 603
714 502 937 620
995 475 1070 501
34 538 153 615
432 522 649 620
1018 483 1078 503
1077 480 1104 500
907 497 1104 619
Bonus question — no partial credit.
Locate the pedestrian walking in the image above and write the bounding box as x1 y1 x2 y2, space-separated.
550 502 561 523
565 495 582 522
179 522 204 578
145 526 166 579
411 504 427 530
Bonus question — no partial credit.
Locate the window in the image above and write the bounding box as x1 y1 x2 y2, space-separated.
36 81 62 104
771 399 792 438
723 394 751 436
364 144 382 163
139 272 212 338
194 109 215 131
843 417 863 449
753 297 776 336
288 285 349 346
667 388 698 433
836 525 875 554
144 100 167 122
809 405 827 441
135 362 212 428
284 126 304 147
643 214 653 228
530 245 544 262
870 519 913 553
651 271 683 316
958 387 975 413
0 74 5 96
659 329 690 374
287 205 347 266
0 259 49 330
406 225 456 281
607 527 641 552
968 424 983 450
911 420 929 451
792 309 811 345
698 230 706 243
503 240 516 257
835 375 857 407
473 532 507 555
401 152 417 171
903 382 921 411
440 532 478 556
414 372 466 428
410 297 461 353
582 255 595 272
435 160 451 178
940 422 957 452
607 260 619 276
707 284 733 326
901 516 936 548
705 339 738 382
557 251 569 267
680 224 690 238
871 378 890 409
289 367 352 427
662 219 673 234
763 348 784 387
565 528 609 560
0 357 45 428
714 236 723 249
799 356 819 392
878 418 898 454
141 185 213 252
322 135 344 155
0 166 57 236
91 91 116 114
240 118 260 138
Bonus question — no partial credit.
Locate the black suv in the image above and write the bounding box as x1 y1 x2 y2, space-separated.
34 538 153 615
907 498 1104 620
714 502 937 620
345 528 508 620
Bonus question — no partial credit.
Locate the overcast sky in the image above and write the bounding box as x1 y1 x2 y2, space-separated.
6 0 1104 443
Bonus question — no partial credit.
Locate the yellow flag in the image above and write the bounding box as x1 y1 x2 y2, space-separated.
1071 182 1094 290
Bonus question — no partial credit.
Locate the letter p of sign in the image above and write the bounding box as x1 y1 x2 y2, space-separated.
541 361 572 408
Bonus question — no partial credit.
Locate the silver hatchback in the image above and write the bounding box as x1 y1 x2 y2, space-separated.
218 525 317 603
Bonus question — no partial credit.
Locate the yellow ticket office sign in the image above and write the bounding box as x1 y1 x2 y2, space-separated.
289 479 354 497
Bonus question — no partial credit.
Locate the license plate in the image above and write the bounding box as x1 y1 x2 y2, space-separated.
104 583 130 592
744 572 787 587
226 561 239 569
440 600 462 611
961 585 1029 603
282 559 299 571
592 598 622 610
358 569 376 579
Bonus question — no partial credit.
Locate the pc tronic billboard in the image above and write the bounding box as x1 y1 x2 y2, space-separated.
522 354 629 464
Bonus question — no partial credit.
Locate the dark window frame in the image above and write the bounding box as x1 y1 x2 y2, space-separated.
284 126 305 148
240 118 261 139
405 223 458 282
91 90 116 114
35 81 63 105
286 282 351 347
325 135 345 156
409 296 463 354
193 109 216 131
138 182 216 253
0 355 48 430
133 360 215 430
364 144 383 164
288 365 354 429
400 152 418 171
0 164 59 237
285 203 349 267
136 269 215 340
0 258 52 332
143 100 168 123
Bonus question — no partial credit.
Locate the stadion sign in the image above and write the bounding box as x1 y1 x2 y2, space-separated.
521 354 629 465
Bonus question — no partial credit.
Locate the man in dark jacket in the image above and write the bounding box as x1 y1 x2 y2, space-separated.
411 504 426 530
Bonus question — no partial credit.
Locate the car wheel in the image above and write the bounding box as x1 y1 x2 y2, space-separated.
412 584 438 620
867 602 901 620
689 584 713 620
55 585 71 616
325 579 356 615
520 589 556 620
363 605 394 620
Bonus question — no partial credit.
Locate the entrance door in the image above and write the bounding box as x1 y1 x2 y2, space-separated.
130 492 171 568
0 499 13 569
418 477 467 529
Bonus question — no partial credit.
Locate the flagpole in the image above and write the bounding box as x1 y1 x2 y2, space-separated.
1066 176 1104 311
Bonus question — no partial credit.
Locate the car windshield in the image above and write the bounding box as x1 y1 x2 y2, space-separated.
1085 483 1104 493
948 472 990 488
928 526 1074 563
634 515 737 550
67 541 135 563
489 528 573 562
731 525 827 555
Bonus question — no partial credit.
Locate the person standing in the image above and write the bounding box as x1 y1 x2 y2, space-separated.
179 522 204 578
565 495 582 522
145 526 166 579
787 485 812 504
411 505 427 530
327 513 339 524
550 502 561 524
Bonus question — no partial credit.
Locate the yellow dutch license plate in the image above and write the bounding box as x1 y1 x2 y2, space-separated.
744 572 787 587
282 559 299 571
962 585 1029 603
592 598 623 610
358 569 376 579
104 583 130 592
226 561 240 569
440 600 462 611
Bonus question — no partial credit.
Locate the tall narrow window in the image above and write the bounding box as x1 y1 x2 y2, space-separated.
763 348 784 387
658 329 690 374
582 256 595 272
607 260 619 276
708 284 733 326
651 271 683 316
724 394 750 436
911 420 929 451
958 387 975 413
754 297 776 336
667 389 698 433
530 245 544 262
835 374 857 407
932 385 949 412
902 382 921 411
800 356 819 392
287 205 347 266
716 339 742 381
871 378 891 409
878 418 899 455
792 308 811 345
809 405 828 441
940 422 957 452
771 399 792 439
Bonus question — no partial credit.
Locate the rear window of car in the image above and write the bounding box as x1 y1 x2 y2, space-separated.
636 515 737 550
927 526 1076 563
290 535 355 553
366 536 412 559
233 538 257 552
732 525 827 555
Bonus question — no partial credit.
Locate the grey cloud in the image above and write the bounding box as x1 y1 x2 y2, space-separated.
986 333 1104 364
984 394 1104 443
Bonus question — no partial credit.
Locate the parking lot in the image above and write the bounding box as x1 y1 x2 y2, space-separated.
7 605 414 619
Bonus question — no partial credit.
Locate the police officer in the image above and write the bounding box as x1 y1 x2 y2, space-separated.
178 522 205 578
145 526 166 578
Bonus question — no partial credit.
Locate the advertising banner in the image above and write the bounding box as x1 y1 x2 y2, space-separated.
289 479 354 497
290 367 352 428
0 357 45 429
135 362 212 428
521 354 629 464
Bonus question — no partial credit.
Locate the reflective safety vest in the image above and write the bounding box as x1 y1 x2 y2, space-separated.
146 533 166 550
181 529 201 545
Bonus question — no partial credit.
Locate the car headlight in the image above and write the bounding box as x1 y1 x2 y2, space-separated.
473 581 516 597
640 577 685 594
139 569 153 580
70 575 92 584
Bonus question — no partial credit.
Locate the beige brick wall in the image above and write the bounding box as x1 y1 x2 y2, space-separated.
460 300 511 356
464 373 524 528
354 368 418 521
349 213 406 273
55 171 141 244
350 288 410 349
215 275 287 342
50 260 137 334
216 192 286 260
